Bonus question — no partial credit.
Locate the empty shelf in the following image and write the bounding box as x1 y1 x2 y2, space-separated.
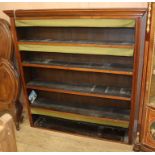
31 105 129 128
31 98 130 121
33 115 128 142
27 81 131 101
22 60 133 75
18 42 134 57
15 19 135 28
19 39 134 47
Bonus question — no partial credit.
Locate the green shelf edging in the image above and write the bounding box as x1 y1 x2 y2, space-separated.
15 19 135 27
19 44 134 56
31 107 129 128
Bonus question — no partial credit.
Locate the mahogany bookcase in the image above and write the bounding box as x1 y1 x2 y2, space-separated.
4 8 147 144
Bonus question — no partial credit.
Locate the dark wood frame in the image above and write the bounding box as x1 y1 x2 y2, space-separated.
134 3 155 151
4 8 147 144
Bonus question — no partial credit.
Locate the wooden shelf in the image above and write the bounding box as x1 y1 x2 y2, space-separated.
31 103 129 128
18 40 134 49
22 61 133 76
33 115 128 142
18 41 134 57
26 81 131 101
15 18 135 28
31 97 130 121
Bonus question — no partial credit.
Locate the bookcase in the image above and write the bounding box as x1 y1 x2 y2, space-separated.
4 9 147 144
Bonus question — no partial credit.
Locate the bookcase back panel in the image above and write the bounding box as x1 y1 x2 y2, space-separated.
24 67 132 88
17 27 135 44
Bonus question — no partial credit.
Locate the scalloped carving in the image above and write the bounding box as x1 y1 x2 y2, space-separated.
0 58 18 105
143 107 155 148
0 19 13 60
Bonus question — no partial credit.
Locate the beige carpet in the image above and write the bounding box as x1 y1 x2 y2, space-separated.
16 118 133 152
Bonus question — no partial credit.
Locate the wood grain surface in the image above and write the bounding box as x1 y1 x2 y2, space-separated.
0 19 13 60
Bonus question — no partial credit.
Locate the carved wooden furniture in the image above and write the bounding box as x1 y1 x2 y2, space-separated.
0 58 22 129
0 18 23 130
4 9 147 144
0 19 13 60
0 114 17 152
134 3 155 151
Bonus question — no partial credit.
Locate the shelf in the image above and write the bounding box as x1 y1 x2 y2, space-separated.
18 40 134 49
18 41 134 57
22 61 133 76
15 19 135 28
33 115 128 142
26 81 131 101
31 97 130 121
31 104 129 128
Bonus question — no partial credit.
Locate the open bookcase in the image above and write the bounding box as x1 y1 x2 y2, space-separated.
4 9 147 144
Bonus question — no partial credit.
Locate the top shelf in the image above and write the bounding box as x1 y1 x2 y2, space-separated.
15 19 135 28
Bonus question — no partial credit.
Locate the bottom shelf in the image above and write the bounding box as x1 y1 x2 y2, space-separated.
32 114 129 143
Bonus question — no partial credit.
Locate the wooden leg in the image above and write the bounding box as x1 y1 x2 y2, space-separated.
9 99 23 130
15 99 23 130
132 132 141 151
9 103 18 130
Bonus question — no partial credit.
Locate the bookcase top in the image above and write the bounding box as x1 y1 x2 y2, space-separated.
4 8 147 18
